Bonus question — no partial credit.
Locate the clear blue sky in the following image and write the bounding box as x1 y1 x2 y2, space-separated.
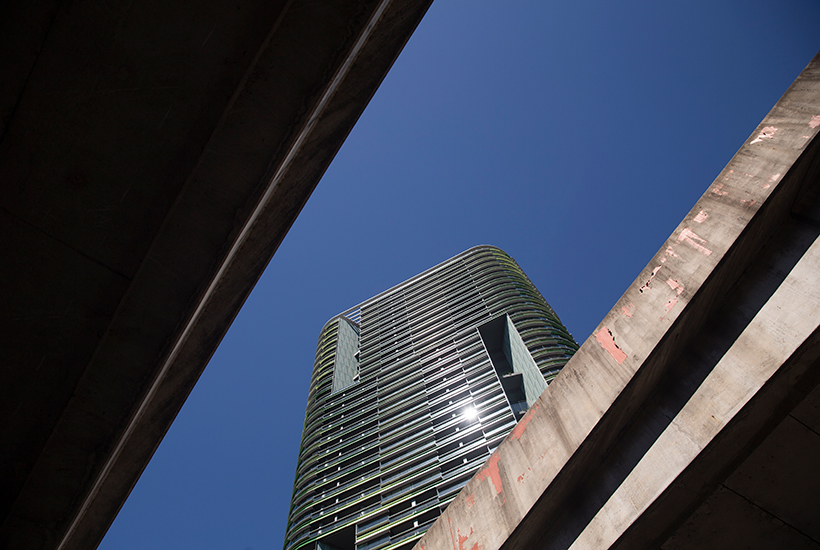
99 2 820 549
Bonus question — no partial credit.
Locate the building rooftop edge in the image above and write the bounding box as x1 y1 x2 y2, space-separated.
318 245 509 333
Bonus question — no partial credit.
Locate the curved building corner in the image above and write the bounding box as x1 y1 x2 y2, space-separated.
284 247 578 550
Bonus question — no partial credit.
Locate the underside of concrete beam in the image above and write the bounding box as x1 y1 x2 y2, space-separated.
0 1 433 549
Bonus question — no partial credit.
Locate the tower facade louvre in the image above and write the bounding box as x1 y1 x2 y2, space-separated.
284 246 578 550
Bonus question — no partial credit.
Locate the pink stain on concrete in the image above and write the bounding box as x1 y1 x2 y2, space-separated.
639 265 662 293
661 280 684 318
476 453 504 496
662 247 680 262
677 228 713 256
711 183 729 196
595 327 627 365
465 493 475 508
511 403 539 440
448 517 477 550
457 527 478 550
769 173 781 183
666 278 684 296
741 199 757 208
750 126 777 144
620 302 635 317
810 115 820 128
517 467 532 483
693 210 708 223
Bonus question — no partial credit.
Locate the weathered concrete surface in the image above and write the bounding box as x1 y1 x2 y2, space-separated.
413 53 820 550
0 1 433 549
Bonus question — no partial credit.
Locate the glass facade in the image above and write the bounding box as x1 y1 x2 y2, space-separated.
283 246 578 550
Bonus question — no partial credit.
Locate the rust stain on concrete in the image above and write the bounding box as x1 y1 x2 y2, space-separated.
711 183 729 196
517 467 532 483
677 228 713 256
465 493 475 508
666 278 684 296
724 169 754 179
620 302 635 317
511 403 539 440
639 265 662 293
661 279 685 318
660 247 680 264
595 327 627 365
457 527 479 550
476 453 504 497
750 126 777 144
447 516 457 550
448 518 481 550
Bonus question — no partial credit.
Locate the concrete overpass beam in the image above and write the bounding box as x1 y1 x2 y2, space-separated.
413 52 820 550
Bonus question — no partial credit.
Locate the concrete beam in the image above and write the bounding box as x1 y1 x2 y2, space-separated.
0 1 433 549
414 53 820 550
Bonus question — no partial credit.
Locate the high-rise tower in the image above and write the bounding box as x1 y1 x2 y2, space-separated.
284 246 578 550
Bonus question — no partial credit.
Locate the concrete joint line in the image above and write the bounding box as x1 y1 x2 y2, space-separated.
55 1 393 548
569 234 820 550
